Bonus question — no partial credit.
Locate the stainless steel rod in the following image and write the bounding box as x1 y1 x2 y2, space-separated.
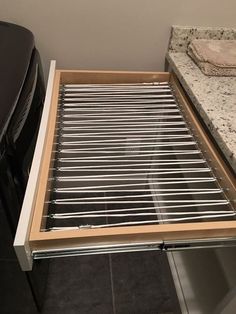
60 109 178 115
51 199 228 204
59 123 187 131
51 190 223 202
54 176 213 182
53 188 220 193
59 135 193 144
55 168 211 178
60 114 181 119
57 158 203 164
49 213 235 230
57 142 195 149
58 141 197 153
62 87 171 92
50 210 233 219
61 127 187 137
51 177 216 193
58 151 202 160
63 95 175 101
59 108 180 116
61 105 177 109
54 169 211 181
55 160 206 170
62 98 175 105
58 150 197 156
61 104 177 109
52 179 216 192
58 151 202 161
61 109 179 114
58 139 194 146
55 165 207 172
49 203 230 216
61 86 171 91
60 99 176 106
61 89 171 96
60 116 182 122
62 91 173 95
56 119 185 125
60 128 190 137
92 213 235 227
55 166 208 173
60 118 184 125
61 92 172 98
61 85 171 89
60 122 186 131
59 99 177 110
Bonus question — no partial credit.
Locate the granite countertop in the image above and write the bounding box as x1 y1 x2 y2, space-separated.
166 26 236 172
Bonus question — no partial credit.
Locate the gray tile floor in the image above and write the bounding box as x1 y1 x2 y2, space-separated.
42 251 180 314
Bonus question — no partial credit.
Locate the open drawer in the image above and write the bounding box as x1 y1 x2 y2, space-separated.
14 61 236 271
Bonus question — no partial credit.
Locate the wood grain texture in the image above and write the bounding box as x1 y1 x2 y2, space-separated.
30 70 61 234
60 70 170 84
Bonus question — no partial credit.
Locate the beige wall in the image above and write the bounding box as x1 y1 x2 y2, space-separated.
0 0 236 77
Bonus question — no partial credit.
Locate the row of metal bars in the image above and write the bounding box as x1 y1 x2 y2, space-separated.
45 82 235 231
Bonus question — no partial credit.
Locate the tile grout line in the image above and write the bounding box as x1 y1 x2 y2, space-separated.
105 190 117 314
108 254 117 314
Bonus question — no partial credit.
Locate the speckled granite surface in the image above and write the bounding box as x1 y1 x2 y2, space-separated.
166 51 236 172
169 25 236 53
166 25 236 172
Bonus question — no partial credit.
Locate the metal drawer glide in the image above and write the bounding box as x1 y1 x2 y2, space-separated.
32 241 163 259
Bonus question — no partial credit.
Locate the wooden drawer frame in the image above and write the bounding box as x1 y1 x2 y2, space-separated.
14 61 236 271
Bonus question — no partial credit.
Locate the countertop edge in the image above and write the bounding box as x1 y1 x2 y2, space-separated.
166 52 236 173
